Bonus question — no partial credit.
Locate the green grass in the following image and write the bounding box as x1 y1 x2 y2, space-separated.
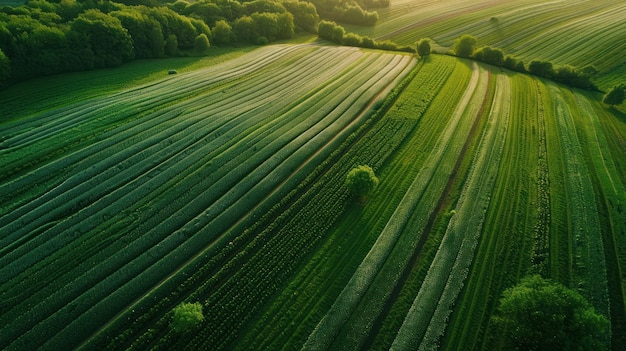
0 46 255 123
346 0 626 90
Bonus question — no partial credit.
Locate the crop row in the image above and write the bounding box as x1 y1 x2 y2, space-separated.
0 45 415 350
70 50 417 350
236 55 460 350
156 54 417 351
548 84 609 322
392 71 509 350
0 44 345 349
0 44 306 185
303 60 488 350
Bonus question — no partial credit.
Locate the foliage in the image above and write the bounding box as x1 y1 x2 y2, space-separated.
194 33 210 53
416 38 431 57
0 0 310 88
603 84 625 106
345 165 379 200
0 48 9 87
283 0 319 33
171 302 204 333
309 0 378 26
472 46 504 66
491 275 610 351
453 34 477 58
317 20 344 43
211 19 233 46
527 60 554 79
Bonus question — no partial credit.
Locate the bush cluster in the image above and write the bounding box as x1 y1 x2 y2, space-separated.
317 20 413 53
309 0 380 26
450 34 598 90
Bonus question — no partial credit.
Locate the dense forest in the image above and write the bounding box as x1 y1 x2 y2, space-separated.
0 0 386 88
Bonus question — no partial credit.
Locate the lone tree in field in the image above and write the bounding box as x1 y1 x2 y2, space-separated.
490 275 610 351
171 302 204 333
453 34 477 58
346 165 379 202
603 84 625 106
417 38 431 57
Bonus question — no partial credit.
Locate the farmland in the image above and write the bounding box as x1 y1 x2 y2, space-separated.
346 0 626 90
1 0 626 350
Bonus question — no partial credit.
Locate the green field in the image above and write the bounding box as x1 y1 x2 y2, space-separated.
346 0 626 90
1 1 625 350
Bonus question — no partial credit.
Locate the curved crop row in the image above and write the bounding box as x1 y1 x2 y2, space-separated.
0 45 416 350
392 72 509 350
235 55 459 351
303 61 488 350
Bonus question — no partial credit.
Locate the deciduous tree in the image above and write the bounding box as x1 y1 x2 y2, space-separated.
346 165 379 202
490 275 610 351
453 34 477 58
417 38 431 57
171 302 204 333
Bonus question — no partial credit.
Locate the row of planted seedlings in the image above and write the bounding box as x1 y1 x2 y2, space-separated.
135 53 418 351
0 44 344 322
592 99 626 347
442 73 545 351
67 47 404 351
393 71 508 351
310 56 471 351
75 51 417 350
571 91 626 344
549 84 610 324
235 55 461 350
339 64 494 351
540 81 611 347
0 44 308 232
514 3 626 71
0 44 302 185
0 46 377 350
303 60 485 350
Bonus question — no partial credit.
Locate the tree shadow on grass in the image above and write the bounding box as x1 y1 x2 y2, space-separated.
608 105 626 125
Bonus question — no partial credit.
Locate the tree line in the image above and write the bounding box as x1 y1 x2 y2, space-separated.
317 20 413 53
447 34 598 91
0 0 321 88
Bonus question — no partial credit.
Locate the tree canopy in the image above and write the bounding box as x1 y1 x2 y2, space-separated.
490 275 610 351
0 0 299 88
416 38 431 57
170 302 204 333
453 34 477 58
346 165 379 201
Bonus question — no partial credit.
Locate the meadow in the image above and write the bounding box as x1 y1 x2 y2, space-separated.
1 0 625 350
